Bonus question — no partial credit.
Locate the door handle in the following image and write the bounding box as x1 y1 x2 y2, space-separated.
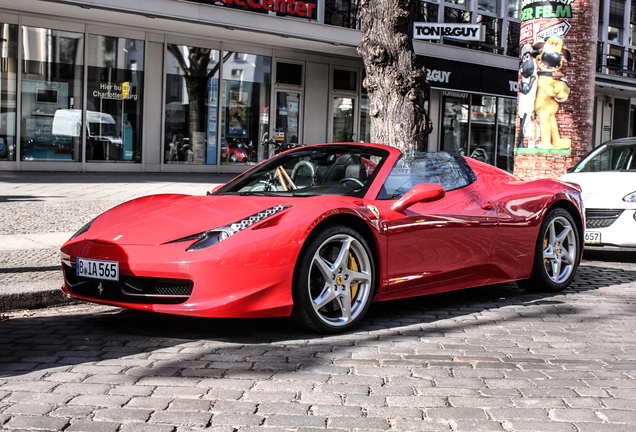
481 202 493 211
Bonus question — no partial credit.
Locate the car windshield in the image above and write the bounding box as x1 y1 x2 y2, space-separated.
574 141 636 172
216 145 390 197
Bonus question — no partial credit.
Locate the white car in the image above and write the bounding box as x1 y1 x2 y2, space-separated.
559 138 636 247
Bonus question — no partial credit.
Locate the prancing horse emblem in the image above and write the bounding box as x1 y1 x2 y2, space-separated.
97 283 104 296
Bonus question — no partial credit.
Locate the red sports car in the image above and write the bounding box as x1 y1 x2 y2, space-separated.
61 143 584 333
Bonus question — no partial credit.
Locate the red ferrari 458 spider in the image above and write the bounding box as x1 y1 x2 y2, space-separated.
61 143 584 333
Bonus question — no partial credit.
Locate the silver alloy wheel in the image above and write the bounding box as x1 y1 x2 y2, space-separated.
542 215 577 283
308 234 372 327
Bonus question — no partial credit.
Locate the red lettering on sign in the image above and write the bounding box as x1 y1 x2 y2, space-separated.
287 0 296 13
306 2 316 18
248 0 261 8
263 0 273 11
275 0 287 13
235 0 245 5
296 1 306 16
222 0 233 3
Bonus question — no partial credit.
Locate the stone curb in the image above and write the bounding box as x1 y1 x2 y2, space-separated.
0 286 79 313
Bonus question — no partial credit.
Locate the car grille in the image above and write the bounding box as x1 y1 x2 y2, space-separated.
585 209 624 229
63 265 193 304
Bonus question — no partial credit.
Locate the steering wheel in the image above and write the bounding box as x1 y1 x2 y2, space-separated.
291 160 316 181
339 177 365 189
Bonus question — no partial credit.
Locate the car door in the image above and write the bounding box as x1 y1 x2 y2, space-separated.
375 153 498 294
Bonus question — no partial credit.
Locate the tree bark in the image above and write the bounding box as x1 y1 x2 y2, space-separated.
358 0 432 155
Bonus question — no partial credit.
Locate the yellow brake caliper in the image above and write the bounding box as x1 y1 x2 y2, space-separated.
544 238 548 264
348 252 359 300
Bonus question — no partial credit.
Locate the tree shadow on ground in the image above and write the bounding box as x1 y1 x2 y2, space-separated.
1 264 634 379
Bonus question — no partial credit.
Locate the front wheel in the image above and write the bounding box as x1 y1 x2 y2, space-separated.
519 207 580 292
292 225 375 333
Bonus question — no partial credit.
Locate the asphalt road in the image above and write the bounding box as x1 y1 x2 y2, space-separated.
1 172 636 431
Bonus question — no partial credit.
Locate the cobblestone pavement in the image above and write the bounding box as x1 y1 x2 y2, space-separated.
2 172 636 431
1 251 635 432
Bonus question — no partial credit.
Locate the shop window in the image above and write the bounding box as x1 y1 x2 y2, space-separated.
325 0 362 29
607 44 624 74
86 36 144 163
276 62 302 86
333 69 357 92
477 15 503 54
0 23 17 162
445 0 470 7
415 1 439 22
21 26 84 162
441 92 469 155
506 21 521 58
220 51 271 164
469 95 496 165
360 94 371 143
478 0 499 14
630 3 636 45
508 0 521 19
496 98 516 173
275 91 300 148
597 42 605 73
332 97 355 142
164 44 220 165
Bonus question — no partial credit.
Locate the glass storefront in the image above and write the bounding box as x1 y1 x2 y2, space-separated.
220 52 271 164
332 97 355 142
0 24 17 162
441 91 516 172
87 36 144 163
275 91 300 145
164 44 219 165
21 26 84 162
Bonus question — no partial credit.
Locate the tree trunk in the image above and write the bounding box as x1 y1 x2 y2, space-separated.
358 0 432 155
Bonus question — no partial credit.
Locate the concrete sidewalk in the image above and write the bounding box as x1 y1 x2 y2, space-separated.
0 171 235 312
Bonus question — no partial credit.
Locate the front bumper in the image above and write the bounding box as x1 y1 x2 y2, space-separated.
60 239 295 318
585 209 636 247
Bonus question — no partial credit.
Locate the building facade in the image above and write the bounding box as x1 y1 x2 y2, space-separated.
0 0 628 174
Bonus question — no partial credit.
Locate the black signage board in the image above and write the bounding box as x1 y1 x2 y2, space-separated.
418 55 518 97
180 0 319 21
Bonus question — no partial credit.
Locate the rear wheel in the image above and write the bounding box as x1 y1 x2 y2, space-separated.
292 225 375 333
519 207 580 292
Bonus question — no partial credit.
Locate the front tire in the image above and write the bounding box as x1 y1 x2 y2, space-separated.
292 225 375 333
519 207 580 292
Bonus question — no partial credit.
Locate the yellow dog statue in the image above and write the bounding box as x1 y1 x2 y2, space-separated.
532 35 571 150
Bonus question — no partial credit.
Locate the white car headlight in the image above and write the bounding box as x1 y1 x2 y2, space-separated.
623 191 636 203
167 205 291 251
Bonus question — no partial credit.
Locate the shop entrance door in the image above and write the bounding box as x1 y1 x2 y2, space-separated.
271 90 302 158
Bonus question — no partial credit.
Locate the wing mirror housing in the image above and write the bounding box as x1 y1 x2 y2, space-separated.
391 183 446 213
210 184 224 194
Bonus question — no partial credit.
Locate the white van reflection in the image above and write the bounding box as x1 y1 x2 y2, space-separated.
52 110 127 161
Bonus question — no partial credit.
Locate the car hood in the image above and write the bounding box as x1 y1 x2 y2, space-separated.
79 194 303 246
559 171 636 208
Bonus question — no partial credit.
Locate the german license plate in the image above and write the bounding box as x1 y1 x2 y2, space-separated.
584 231 601 244
76 258 119 281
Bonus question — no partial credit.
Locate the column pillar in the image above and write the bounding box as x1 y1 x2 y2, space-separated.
514 0 600 180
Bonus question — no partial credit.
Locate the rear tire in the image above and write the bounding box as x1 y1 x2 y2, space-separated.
291 225 375 333
519 207 580 292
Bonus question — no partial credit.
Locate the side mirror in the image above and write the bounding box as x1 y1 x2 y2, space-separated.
210 184 224 194
391 183 446 213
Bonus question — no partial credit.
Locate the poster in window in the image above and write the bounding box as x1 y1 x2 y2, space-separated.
226 83 250 138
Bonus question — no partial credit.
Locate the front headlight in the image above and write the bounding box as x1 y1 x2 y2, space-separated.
623 191 636 203
169 205 291 252
70 218 95 240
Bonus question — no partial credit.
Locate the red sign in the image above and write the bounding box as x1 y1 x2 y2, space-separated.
185 0 318 20
520 21 535 43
